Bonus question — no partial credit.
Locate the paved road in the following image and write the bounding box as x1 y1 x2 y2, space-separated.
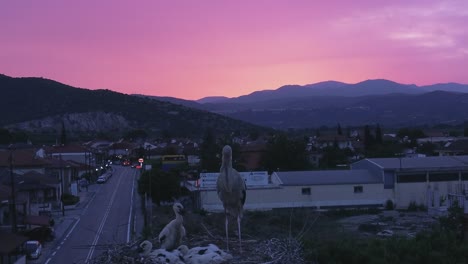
40 166 139 264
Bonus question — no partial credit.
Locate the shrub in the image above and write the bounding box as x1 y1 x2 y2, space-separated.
408 201 418 211
385 199 394 210
61 193 80 205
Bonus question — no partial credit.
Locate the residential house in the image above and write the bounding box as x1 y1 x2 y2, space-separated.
108 141 135 159
435 138 468 156
0 184 11 226
314 135 354 150
0 148 50 175
19 171 60 215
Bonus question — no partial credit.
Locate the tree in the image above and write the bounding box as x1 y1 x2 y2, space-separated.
138 168 181 206
464 122 468 137
60 121 67 145
375 124 382 145
124 129 148 141
200 129 221 172
397 128 426 147
418 142 436 156
0 128 12 144
262 133 310 173
319 146 349 169
364 125 374 150
337 123 343 135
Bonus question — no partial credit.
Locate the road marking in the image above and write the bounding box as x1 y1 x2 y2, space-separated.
85 172 123 263
63 218 81 242
127 171 136 243
47 217 81 263
83 189 98 214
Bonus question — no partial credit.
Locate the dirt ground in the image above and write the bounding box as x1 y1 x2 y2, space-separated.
92 206 440 263
338 210 438 238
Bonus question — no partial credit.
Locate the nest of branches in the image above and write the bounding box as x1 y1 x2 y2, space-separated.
90 207 317 264
255 237 305 264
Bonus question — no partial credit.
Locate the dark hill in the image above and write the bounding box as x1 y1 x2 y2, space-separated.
0 74 266 137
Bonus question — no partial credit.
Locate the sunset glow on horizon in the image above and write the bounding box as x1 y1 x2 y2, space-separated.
1 0 467 100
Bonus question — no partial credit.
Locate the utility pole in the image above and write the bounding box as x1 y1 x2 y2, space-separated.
60 153 65 216
9 147 17 233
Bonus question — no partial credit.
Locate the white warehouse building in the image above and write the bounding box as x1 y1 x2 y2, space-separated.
186 155 468 211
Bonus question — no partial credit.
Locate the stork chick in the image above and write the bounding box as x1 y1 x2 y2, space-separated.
178 244 233 264
158 202 186 251
139 240 185 264
216 145 247 252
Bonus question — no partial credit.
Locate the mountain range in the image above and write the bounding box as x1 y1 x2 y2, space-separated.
2 73 468 136
143 79 468 129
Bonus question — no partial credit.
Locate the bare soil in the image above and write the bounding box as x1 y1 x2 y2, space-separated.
92 206 439 264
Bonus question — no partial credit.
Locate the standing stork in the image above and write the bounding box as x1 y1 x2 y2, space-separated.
216 145 246 252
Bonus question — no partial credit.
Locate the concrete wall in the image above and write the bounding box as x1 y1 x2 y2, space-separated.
199 183 392 211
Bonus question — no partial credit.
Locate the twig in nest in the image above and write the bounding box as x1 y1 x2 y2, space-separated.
201 222 217 239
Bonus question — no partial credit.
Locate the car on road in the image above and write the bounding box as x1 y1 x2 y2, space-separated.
24 240 42 259
97 175 107 184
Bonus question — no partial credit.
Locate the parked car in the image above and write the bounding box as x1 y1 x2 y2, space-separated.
97 175 107 184
24 240 42 259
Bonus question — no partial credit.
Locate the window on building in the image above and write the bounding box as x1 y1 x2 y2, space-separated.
397 174 426 183
302 188 311 195
461 173 468 181
354 186 363 193
429 173 459 182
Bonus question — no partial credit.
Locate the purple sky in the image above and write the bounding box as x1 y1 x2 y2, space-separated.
1 0 467 100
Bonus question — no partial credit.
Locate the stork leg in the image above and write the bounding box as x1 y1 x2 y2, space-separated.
237 215 242 254
225 213 230 252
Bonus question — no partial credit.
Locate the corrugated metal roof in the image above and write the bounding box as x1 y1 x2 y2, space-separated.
275 169 381 186
367 155 468 170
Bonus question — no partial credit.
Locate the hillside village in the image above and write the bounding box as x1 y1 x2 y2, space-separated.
2 126 468 263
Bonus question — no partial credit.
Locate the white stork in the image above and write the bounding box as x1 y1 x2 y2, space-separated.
158 202 186 251
216 145 247 252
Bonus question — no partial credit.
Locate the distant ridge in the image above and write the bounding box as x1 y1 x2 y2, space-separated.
196 79 468 104
196 96 230 104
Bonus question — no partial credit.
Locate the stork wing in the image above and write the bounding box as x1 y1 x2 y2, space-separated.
158 227 168 244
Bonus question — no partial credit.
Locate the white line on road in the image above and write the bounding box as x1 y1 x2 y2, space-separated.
127 171 136 243
47 217 81 264
85 172 123 263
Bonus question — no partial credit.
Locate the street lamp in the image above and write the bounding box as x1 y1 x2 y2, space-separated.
60 154 65 216
395 153 404 171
